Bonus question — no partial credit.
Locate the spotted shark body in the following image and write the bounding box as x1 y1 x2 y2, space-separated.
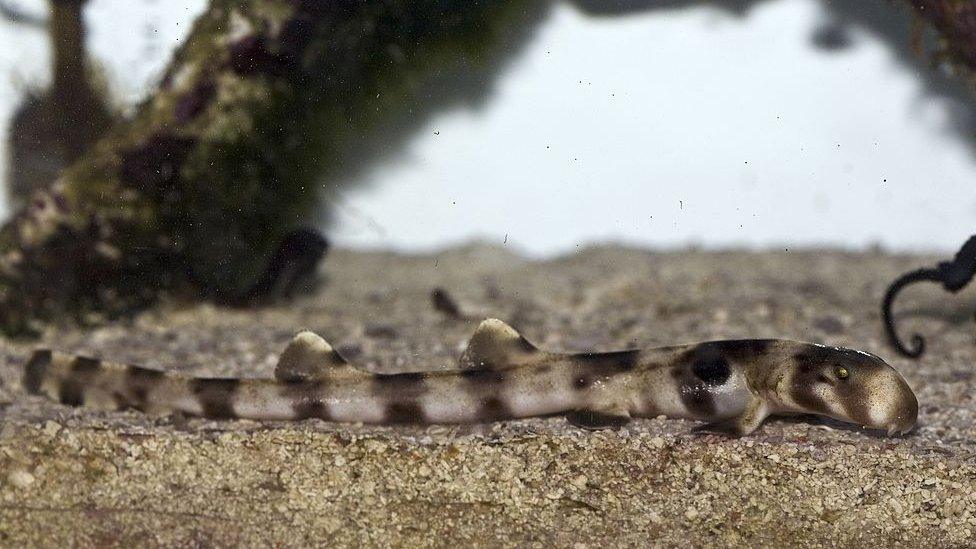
22 319 918 435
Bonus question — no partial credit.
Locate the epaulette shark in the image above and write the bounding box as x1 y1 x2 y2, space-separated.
22 319 918 436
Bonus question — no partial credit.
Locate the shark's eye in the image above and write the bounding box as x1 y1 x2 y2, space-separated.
835 367 850 379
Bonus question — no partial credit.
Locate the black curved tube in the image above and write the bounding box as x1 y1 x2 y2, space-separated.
882 236 976 358
882 267 942 358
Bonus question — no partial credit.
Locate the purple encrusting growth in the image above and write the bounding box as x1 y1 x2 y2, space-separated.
174 79 217 124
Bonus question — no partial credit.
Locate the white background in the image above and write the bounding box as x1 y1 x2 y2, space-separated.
1 0 973 256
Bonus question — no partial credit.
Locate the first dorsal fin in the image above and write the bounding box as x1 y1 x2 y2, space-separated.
459 318 544 369
275 331 364 382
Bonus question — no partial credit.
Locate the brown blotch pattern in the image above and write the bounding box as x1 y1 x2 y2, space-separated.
110 391 131 410
788 380 833 417
372 372 429 400
460 369 507 386
280 379 329 420
59 356 102 406
192 379 240 419
123 366 167 411
459 368 513 421
292 398 330 420
23 349 52 395
710 339 775 361
384 402 426 423
478 397 513 421
566 350 640 396
790 350 837 416
575 350 640 377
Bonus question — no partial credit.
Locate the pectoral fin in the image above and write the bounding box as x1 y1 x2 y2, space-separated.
459 318 546 369
694 397 768 437
275 331 364 382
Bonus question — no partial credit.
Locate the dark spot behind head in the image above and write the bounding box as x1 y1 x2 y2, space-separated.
691 356 731 386
671 366 717 418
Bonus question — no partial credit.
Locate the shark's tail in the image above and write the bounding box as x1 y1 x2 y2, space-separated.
22 349 260 418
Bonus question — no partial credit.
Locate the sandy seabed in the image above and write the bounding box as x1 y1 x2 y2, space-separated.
0 245 974 547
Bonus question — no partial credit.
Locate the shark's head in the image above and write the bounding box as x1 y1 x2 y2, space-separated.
785 344 917 435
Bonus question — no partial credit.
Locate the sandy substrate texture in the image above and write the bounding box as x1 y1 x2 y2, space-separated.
1 246 975 547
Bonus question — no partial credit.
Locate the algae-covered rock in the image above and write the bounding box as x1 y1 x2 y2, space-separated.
0 0 540 335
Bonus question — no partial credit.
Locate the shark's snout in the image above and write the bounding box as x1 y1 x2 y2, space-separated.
873 374 918 436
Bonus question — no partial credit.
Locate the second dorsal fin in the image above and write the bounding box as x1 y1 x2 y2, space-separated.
275 331 364 382
459 318 544 369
